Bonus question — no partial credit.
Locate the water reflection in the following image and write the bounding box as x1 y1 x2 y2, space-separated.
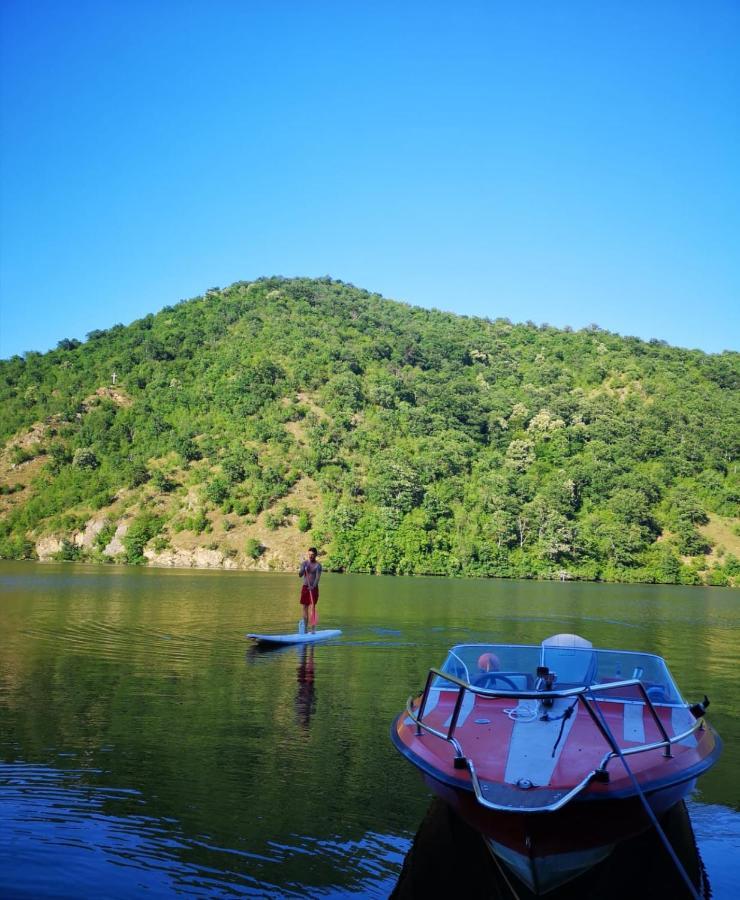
1 563 738 897
392 799 711 899
296 645 317 730
245 642 319 731
0 760 403 898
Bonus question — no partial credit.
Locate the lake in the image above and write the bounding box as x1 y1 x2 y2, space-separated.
0 561 738 897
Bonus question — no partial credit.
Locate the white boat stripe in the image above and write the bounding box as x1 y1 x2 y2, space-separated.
623 703 645 743
504 698 578 786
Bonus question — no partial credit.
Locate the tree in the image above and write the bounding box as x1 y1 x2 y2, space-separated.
72 448 99 469
123 513 163 564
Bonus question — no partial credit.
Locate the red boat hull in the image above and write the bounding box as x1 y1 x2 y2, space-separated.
392 692 721 892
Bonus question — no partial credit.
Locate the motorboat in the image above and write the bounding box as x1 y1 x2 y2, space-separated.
391 634 721 894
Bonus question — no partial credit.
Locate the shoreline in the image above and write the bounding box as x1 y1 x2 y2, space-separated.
1 555 735 589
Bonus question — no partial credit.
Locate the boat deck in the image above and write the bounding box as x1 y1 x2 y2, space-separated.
401 687 708 798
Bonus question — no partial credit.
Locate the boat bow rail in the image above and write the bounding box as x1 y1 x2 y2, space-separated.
405 667 708 814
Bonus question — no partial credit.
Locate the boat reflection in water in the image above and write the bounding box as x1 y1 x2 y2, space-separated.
392 797 710 899
392 634 720 896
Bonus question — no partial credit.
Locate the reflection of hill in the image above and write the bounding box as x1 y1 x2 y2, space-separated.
0 580 428 892
392 799 709 899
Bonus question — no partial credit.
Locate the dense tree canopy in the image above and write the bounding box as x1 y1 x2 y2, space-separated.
0 277 738 585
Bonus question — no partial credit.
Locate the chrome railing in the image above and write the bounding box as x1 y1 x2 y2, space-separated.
405 669 705 813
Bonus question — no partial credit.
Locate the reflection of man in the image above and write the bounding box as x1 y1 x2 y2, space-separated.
296 645 316 729
298 547 322 634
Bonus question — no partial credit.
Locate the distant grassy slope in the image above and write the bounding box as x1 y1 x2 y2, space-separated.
1 277 738 585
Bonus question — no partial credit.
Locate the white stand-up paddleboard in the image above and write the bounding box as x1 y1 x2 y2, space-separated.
246 629 342 646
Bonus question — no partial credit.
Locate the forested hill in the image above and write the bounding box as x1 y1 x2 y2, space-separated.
1 277 738 585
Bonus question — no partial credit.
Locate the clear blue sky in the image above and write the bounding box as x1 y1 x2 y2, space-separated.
1 0 738 358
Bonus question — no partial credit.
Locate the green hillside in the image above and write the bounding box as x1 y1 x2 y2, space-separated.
1 277 738 585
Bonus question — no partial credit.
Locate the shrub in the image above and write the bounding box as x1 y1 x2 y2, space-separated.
175 434 201 463
674 525 711 557
73 448 99 469
126 463 150 488
54 539 83 561
705 568 729 587
48 443 72 471
0 535 36 559
297 509 312 532
246 538 263 559
265 512 282 530
91 491 116 510
95 520 117 551
222 457 246 484
123 512 163 564
57 338 81 351
11 444 43 465
187 509 209 534
151 469 175 493
204 476 229 505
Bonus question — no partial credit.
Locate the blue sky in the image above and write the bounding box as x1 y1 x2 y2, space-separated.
1 0 738 358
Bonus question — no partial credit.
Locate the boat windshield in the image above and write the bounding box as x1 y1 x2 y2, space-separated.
434 644 684 705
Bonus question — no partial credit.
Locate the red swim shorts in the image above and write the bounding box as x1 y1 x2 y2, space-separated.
300 585 319 606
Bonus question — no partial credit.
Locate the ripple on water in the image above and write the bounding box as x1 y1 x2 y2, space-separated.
19 621 227 668
0 762 405 898
687 801 740 897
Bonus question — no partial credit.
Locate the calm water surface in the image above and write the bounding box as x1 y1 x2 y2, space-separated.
0 562 738 897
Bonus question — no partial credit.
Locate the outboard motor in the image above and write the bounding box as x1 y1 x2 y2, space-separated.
540 633 597 689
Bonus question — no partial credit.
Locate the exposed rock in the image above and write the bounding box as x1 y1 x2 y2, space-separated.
144 548 195 568
84 387 132 409
36 536 63 560
103 523 128 556
193 547 227 568
5 421 48 454
144 546 239 570
73 517 108 549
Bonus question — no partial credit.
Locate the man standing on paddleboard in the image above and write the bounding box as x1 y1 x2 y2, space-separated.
298 547 322 634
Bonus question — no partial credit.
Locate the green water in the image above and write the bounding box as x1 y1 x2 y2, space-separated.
0 562 738 897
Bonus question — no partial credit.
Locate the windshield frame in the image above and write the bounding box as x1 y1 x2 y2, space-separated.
433 642 685 706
